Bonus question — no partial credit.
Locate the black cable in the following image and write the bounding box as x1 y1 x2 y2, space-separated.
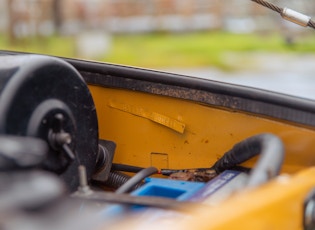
160 166 250 177
111 163 145 173
211 133 284 187
160 134 283 185
160 168 189 176
115 166 158 194
111 134 282 187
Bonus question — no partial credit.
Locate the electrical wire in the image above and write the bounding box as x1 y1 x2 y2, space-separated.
211 133 284 187
112 133 283 187
115 166 158 194
160 134 283 185
111 163 145 173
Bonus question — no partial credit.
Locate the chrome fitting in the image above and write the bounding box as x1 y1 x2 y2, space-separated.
281 8 311 27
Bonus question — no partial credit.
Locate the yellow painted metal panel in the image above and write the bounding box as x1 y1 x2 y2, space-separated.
177 168 315 229
89 85 315 174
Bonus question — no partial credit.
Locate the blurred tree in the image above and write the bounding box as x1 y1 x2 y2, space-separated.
53 0 62 34
7 0 16 44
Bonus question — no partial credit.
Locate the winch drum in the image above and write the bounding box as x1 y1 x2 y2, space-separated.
0 55 99 191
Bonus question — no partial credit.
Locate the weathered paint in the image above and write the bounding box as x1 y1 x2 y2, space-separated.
89 85 315 174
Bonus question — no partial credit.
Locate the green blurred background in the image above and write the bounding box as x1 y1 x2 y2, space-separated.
1 0 315 71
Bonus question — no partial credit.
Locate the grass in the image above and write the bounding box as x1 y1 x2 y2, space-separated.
105 32 315 70
1 31 315 70
0 35 76 58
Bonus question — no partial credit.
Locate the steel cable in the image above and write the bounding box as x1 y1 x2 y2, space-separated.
251 0 315 30
251 0 282 14
308 20 315 30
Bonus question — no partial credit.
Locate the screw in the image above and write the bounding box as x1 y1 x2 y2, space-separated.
77 165 92 195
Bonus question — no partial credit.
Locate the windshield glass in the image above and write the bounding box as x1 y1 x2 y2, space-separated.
1 0 315 99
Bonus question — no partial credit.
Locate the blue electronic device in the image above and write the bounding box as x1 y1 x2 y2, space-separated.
131 177 205 201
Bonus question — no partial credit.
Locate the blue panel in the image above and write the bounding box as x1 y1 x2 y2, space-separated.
132 178 205 201
100 177 205 217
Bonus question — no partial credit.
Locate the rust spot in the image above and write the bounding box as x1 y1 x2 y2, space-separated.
205 139 209 143
184 140 189 144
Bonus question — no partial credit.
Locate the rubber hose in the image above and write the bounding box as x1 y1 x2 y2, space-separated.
211 133 284 187
246 134 284 187
115 167 158 194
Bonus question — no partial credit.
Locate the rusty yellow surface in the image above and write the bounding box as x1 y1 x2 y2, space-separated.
89 85 315 174
108 168 315 230
177 168 315 230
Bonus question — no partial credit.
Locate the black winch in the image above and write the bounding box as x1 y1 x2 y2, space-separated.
0 55 99 191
